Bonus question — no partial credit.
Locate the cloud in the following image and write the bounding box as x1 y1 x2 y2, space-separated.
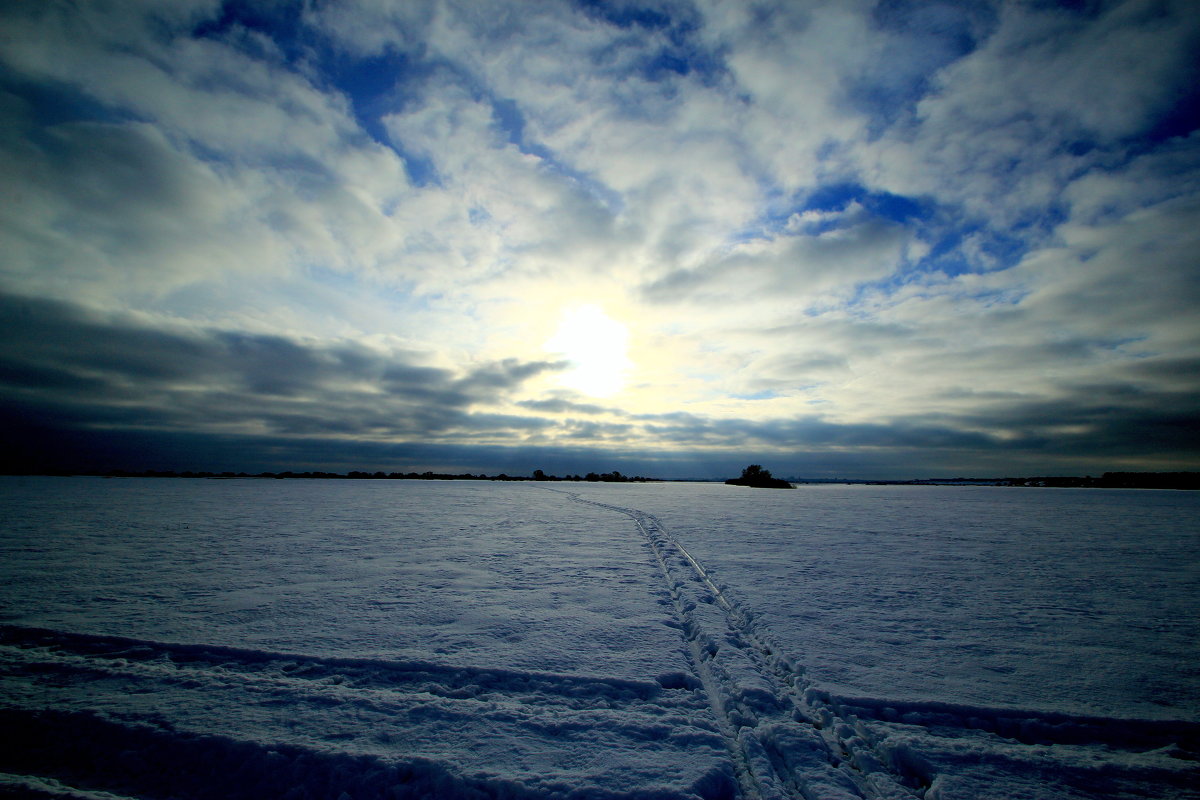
862 0 1200 225
640 207 912 305
0 291 561 446
516 398 613 416
0 0 1196 477
3 280 1195 477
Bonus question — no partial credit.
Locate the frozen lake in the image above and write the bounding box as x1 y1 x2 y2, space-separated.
0 477 1196 799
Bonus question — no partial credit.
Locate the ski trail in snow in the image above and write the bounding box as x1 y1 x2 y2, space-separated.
553 489 929 800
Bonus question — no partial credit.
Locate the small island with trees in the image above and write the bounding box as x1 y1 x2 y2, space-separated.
725 464 793 489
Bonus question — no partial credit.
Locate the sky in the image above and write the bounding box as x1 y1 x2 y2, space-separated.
1 0 1198 480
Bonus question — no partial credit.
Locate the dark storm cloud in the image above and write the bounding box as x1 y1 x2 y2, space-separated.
636 412 999 451
0 291 562 449
456 359 568 399
516 398 613 415
3 287 1198 478
629 397 1200 475
941 384 1200 457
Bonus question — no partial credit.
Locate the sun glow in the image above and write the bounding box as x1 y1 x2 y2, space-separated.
545 304 631 397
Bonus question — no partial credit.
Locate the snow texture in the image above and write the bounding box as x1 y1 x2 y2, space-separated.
0 477 1197 799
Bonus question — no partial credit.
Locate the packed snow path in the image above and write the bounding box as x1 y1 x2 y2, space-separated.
556 490 923 800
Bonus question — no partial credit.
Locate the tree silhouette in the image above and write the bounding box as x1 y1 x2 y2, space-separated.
725 464 792 488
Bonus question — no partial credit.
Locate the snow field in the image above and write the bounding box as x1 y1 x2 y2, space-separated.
565 482 1200 800
566 482 1200 718
0 479 688 677
1 478 1197 799
558 490 923 799
0 479 734 798
0 625 732 799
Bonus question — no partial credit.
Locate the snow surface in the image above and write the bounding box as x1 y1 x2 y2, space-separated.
0 477 1196 799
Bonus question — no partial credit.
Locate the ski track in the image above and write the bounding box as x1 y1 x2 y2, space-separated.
553 490 925 800
552 490 1200 800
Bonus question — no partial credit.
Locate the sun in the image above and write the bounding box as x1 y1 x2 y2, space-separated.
545 304 631 397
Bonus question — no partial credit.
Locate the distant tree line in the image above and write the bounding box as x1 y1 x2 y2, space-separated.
7 466 1196 489
997 472 1200 490
814 472 1200 490
34 468 663 483
531 469 658 483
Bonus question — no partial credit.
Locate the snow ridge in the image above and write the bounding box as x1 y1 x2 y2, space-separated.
0 625 674 712
818 694 1200 753
557 491 926 800
0 705 526 800
0 625 735 799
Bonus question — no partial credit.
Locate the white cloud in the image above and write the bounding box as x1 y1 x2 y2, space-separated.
862 0 1200 225
0 0 1196 473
